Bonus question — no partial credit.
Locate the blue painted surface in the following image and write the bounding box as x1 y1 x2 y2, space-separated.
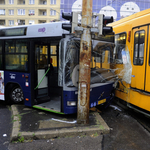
4 71 114 114
63 82 114 114
4 71 32 107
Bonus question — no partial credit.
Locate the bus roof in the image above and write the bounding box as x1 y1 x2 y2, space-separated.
110 8 150 27
0 22 69 39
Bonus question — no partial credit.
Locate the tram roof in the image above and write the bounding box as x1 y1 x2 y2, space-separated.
110 8 150 27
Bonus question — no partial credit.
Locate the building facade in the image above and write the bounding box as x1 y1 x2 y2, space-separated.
0 0 150 26
0 0 60 26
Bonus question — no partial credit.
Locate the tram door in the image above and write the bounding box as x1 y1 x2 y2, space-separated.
131 26 148 90
145 25 150 92
34 44 50 101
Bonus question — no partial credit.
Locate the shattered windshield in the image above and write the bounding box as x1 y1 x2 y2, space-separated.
59 36 117 88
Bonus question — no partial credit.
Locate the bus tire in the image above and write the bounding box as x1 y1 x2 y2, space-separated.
9 86 24 104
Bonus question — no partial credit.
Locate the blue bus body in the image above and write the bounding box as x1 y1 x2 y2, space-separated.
63 82 114 114
4 71 32 107
0 22 115 114
4 70 114 114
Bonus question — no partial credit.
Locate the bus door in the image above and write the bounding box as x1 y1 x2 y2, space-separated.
34 44 50 101
131 26 148 90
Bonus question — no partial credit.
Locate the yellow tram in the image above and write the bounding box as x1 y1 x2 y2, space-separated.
110 8 150 115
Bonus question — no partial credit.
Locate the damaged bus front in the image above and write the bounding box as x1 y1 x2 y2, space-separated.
58 35 117 114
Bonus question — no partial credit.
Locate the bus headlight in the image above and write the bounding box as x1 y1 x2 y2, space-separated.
67 101 77 106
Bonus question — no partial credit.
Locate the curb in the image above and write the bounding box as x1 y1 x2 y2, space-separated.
11 105 20 141
11 105 110 141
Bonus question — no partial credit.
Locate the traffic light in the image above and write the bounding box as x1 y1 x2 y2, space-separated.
62 12 79 33
62 12 72 32
98 14 113 36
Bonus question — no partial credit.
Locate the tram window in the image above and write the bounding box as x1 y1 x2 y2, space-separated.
133 30 145 65
5 39 28 71
114 33 126 64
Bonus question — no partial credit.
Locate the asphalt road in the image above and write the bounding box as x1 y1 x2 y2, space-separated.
1 101 150 150
101 104 150 150
0 102 12 150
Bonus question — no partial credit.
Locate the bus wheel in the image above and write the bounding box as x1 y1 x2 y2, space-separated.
10 86 24 103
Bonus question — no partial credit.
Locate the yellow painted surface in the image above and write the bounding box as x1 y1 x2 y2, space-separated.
102 51 110 69
115 90 128 102
98 99 106 105
129 90 150 112
145 27 150 92
130 26 148 90
110 9 150 111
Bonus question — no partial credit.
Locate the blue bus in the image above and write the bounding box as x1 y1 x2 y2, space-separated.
0 22 115 114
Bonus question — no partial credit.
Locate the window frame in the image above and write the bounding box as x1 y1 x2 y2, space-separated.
9 0 14 4
17 9 25 15
4 39 29 72
50 0 56 5
9 20 14 26
29 9 35 15
0 9 5 15
133 30 145 66
29 20 35 25
50 9 56 16
114 32 127 64
29 0 35 4
9 9 14 15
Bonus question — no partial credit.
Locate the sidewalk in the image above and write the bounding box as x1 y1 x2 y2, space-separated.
11 104 110 142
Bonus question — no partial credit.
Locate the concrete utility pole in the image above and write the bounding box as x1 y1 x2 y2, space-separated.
77 0 93 124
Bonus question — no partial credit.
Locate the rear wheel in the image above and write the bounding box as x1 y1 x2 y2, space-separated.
10 86 24 103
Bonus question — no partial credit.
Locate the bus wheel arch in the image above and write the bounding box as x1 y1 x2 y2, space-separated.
5 83 24 104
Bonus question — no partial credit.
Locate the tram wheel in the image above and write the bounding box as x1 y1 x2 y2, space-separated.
10 86 24 103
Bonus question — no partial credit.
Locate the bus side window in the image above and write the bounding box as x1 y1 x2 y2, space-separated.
5 39 28 71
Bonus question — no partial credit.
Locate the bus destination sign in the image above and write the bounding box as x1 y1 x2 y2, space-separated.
0 27 27 37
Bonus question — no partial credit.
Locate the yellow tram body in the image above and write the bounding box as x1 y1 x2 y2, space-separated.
110 8 150 114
